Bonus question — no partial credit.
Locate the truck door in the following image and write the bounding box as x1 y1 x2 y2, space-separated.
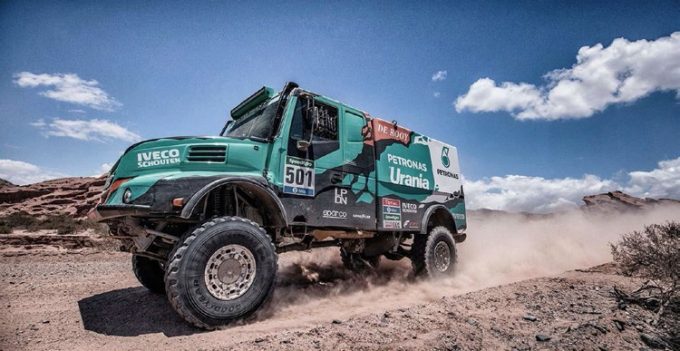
281 97 346 227
279 97 376 230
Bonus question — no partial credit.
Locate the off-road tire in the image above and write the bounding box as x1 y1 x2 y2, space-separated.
411 226 457 278
340 248 381 273
132 255 166 294
164 217 277 329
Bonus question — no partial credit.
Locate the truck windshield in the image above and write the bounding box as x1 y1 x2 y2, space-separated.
222 97 279 140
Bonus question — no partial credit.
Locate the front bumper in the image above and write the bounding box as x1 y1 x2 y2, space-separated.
88 204 152 222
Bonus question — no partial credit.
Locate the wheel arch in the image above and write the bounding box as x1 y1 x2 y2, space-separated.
179 176 288 228
420 205 457 235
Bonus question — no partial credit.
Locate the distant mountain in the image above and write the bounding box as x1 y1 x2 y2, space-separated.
582 190 680 212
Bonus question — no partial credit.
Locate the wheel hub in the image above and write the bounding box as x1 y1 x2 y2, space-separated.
433 241 451 272
205 244 256 300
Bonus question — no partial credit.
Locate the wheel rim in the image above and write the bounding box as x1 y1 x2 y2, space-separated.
433 241 451 272
204 244 257 300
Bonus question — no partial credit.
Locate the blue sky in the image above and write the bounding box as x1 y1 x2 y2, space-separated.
1 1 679 211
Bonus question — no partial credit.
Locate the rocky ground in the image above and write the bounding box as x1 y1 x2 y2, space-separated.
0 177 104 218
0 250 674 351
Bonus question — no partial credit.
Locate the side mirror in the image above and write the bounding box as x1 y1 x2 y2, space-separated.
296 139 311 151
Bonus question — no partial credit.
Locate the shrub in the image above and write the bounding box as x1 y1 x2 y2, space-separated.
1 212 38 229
0 224 11 234
611 221 679 322
40 214 78 235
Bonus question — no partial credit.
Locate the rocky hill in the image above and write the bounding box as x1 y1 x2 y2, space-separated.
0 177 105 218
0 178 15 188
582 190 680 212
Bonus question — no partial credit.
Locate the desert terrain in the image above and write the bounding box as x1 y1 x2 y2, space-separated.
0 178 678 350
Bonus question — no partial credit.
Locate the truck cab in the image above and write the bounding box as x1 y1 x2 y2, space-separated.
90 82 466 329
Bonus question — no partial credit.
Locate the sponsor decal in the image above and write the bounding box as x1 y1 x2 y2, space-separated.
386 153 430 190
283 156 315 196
381 198 402 229
352 213 371 220
389 167 430 190
322 210 347 220
137 149 181 168
382 198 400 207
387 154 427 172
373 119 411 145
441 146 450 168
334 188 348 205
403 220 419 229
436 169 459 179
401 202 418 214
452 213 466 220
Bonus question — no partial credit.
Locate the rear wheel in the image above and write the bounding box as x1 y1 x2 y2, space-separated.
165 217 277 329
340 248 381 273
411 226 457 278
132 255 165 294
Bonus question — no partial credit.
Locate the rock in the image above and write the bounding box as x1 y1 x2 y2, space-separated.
0 176 105 218
522 314 537 322
332 319 342 324
639 333 667 349
466 318 478 326
535 334 551 342
612 319 625 332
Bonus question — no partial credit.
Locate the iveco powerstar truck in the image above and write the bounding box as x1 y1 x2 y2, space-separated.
90 82 467 329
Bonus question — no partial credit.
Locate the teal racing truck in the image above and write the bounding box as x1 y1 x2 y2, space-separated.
90 82 467 329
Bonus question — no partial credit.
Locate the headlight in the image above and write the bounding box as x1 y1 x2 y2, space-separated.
122 188 133 204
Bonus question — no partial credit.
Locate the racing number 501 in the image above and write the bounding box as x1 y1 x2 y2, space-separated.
285 166 312 187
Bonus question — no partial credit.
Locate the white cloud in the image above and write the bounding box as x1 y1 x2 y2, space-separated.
14 72 121 111
433 91 441 98
432 70 448 82
455 32 680 120
466 156 680 212
32 118 141 143
625 157 680 199
465 174 616 213
95 162 114 176
0 159 66 185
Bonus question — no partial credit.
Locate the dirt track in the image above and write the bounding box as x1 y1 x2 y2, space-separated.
1 207 678 350
0 250 671 351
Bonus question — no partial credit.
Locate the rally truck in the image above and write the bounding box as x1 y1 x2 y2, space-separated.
90 82 467 329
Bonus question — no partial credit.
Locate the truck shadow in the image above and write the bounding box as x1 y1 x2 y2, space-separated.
78 257 412 337
78 286 200 337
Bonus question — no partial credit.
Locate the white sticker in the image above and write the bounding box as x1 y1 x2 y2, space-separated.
283 156 315 196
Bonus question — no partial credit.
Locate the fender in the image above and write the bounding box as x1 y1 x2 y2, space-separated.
179 176 288 227
419 204 456 235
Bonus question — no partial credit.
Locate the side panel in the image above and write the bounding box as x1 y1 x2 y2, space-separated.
373 118 466 232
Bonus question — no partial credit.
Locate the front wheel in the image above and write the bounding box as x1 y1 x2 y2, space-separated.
164 217 278 329
132 254 165 294
411 226 457 278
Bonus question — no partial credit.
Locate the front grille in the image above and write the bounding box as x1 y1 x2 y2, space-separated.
187 145 227 162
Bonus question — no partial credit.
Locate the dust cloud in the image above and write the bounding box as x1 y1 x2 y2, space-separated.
250 206 680 327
